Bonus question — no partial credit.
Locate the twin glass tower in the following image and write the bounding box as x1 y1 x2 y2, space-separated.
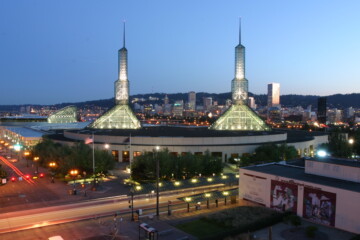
89 23 141 129
210 20 270 131
90 21 269 131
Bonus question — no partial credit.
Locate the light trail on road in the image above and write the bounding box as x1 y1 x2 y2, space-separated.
0 184 236 234
0 156 35 184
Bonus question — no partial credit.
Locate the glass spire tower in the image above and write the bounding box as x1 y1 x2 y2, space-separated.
115 22 129 105
89 22 141 129
210 20 270 131
232 21 248 105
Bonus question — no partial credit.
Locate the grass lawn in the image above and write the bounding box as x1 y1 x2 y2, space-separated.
176 219 231 239
175 206 287 240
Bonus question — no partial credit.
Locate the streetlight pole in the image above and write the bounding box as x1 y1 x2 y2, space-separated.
92 132 96 188
155 146 160 217
34 156 39 174
130 189 134 221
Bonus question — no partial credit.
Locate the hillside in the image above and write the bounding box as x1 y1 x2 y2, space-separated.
1 93 360 111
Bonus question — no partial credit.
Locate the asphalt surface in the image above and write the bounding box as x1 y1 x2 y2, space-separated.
0 150 241 239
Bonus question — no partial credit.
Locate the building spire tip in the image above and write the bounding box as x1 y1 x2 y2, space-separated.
239 17 241 45
123 20 126 48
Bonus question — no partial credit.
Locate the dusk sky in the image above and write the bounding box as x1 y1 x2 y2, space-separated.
1 0 360 105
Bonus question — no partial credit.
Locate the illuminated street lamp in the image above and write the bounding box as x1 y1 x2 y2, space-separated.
349 138 355 158
33 156 39 174
223 191 229 205
49 162 56 168
129 188 135 221
104 144 110 149
70 169 79 188
205 193 211 209
155 146 160 218
49 161 56 183
185 197 192 212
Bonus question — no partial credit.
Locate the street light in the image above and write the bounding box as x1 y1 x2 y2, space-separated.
155 146 160 218
70 169 79 189
49 161 56 183
349 138 355 158
33 156 39 174
205 193 211 209
129 188 135 221
185 197 192 212
223 191 229 205
167 200 172 216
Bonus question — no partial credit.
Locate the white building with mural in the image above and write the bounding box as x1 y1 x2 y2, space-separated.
239 157 360 234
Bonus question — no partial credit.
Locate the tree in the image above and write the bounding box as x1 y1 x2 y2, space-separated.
130 149 223 182
239 143 298 167
328 129 352 158
31 139 115 176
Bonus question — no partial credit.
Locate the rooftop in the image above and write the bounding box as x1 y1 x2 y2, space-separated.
76 126 284 138
4 127 44 138
307 157 360 168
244 163 360 193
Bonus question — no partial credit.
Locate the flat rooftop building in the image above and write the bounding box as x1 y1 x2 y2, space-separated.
239 157 360 234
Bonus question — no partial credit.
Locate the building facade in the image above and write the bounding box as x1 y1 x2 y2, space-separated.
239 157 360 234
267 83 280 108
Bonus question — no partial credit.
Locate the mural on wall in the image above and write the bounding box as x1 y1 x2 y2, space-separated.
270 180 298 213
303 187 336 226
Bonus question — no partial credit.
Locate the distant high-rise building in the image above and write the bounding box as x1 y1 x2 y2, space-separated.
248 97 256 109
173 100 184 116
188 91 196 111
267 83 280 108
344 107 355 120
328 108 342 123
203 97 213 111
164 94 169 105
268 107 282 123
317 97 327 124
163 103 172 116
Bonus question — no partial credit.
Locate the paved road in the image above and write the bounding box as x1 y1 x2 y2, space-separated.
0 197 249 240
0 180 236 234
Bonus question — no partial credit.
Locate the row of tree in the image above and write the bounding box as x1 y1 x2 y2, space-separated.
31 139 115 176
318 128 360 158
131 149 223 182
236 144 298 167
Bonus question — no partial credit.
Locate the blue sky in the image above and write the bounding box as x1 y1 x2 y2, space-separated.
1 0 360 105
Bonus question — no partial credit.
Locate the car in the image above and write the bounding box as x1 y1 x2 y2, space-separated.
9 158 18 163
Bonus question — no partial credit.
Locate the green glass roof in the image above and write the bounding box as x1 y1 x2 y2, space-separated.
88 104 141 129
210 104 270 131
47 106 77 124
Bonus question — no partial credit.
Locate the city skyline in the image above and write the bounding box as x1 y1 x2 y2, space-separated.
1 0 360 105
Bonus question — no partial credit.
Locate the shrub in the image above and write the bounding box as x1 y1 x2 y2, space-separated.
305 226 318 238
350 235 360 240
287 214 301 227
